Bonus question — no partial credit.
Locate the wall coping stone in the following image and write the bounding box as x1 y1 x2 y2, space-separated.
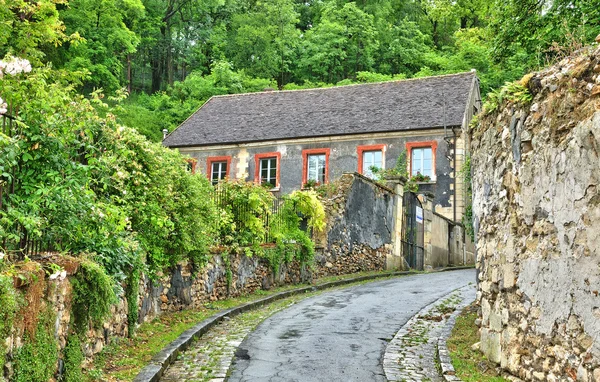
133 266 472 382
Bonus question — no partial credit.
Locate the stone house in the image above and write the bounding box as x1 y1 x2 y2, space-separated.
163 71 480 223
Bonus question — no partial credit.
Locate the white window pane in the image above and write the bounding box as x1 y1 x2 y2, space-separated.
308 155 318 181
413 149 422 161
423 148 432 161
423 159 432 171
374 151 382 166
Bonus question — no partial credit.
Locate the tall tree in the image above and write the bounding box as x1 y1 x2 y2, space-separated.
299 2 377 83
227 0 300 87
58 0 144 93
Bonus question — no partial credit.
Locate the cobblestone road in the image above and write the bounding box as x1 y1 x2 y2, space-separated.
159 270 475 382
383 284 476 382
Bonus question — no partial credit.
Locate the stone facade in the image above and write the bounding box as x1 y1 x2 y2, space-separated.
472 45 600 381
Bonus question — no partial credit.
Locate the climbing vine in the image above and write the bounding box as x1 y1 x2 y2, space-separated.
70 259 116 335
62 333 84 382
0 272 20 371
12 310 59 382
125 267 141 337
460 155 474 241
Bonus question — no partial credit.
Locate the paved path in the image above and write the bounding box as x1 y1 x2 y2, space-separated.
228 269 476 382
383 284 476 381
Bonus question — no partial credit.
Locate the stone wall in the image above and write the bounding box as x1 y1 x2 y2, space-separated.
2 251 307 379
315 172 396 276
472 45 600 381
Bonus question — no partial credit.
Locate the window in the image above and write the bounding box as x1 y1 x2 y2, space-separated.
308 154 326 183
405 141 438 181
254 152 281 188
357 144 386 178
185 158 197 174
411 147 432 177
302 148 331 186
206 156 231 185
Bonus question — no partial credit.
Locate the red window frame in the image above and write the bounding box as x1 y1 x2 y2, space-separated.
302 148 331 186
185 158 198 174
405 140 438 180
206 155 232 183
254 152 281 188
357 144 386 175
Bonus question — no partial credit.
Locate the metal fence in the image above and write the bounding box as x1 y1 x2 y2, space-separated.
211 188 301 244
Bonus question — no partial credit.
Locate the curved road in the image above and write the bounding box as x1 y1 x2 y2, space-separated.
228 269 475 382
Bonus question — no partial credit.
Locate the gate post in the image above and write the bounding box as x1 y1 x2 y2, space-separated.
419 192 435 271
386 176 407 270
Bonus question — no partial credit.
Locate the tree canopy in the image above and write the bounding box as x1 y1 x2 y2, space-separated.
0 0 598 140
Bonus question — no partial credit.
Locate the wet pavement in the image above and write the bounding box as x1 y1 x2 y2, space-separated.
228 269 476 382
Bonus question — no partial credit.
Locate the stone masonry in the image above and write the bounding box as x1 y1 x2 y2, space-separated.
472 45 600 381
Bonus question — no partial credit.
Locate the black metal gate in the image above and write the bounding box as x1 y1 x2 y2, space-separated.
401 192 425 270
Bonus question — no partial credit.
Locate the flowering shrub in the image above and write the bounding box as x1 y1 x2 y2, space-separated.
0 59 216 279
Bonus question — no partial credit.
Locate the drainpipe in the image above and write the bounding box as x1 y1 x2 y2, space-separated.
453 127 457 224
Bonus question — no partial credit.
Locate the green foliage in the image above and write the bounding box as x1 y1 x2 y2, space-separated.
460 156 475 241
371 151 420 192
482 80 532 114
71 259 116 335
12 310 59 382
0 272 20 369
62 334 84 382
125 268 141 337
114 62 276 140
215 180 274 247
269 190 326 266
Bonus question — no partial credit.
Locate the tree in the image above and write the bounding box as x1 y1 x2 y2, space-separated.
0 0 72 64
299 3 377 83
227 0 300 87
489 0 600 64
58 0 144 93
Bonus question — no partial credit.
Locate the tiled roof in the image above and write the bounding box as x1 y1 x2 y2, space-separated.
163 72 477 147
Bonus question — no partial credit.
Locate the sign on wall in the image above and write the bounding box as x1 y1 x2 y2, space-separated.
416 206 424 224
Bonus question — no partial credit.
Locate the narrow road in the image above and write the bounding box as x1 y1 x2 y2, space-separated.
228 269 476 382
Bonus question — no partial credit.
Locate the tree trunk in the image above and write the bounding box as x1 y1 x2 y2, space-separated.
127 54 132 94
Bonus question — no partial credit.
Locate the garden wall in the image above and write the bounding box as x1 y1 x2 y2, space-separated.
472 45 600 381
314 173 396 276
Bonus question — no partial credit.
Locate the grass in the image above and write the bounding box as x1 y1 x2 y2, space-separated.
446 303 508 382
90 269 411 381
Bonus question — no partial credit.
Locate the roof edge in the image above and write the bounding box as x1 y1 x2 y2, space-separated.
162 96 216 145
163 125 462 149
204 71 478 100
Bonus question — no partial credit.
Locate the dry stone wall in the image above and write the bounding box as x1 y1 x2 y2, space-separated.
472 45 600 381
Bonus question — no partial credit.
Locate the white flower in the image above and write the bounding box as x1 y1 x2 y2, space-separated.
0 252 5 261
0 57 32 76
49 272 60 280
0 97 6 115
60 270 67 280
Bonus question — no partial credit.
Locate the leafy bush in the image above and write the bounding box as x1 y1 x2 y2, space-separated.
371 151 419 192
269 190 326 266
214 180 274 247
71 259 116 335
12 311 59 382
62 334 84 382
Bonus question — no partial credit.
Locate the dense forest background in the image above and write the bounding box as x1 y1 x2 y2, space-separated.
1 0 599 141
